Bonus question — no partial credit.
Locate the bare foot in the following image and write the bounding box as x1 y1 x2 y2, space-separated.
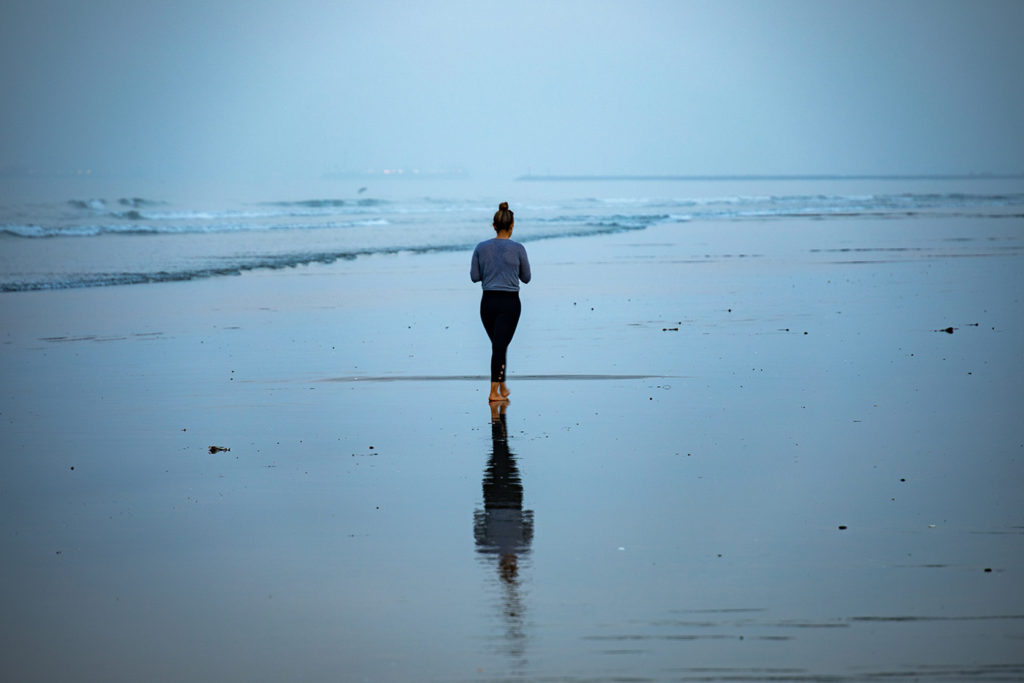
488 381 509 402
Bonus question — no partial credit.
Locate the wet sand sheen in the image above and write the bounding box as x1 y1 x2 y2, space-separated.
1 209 1022 681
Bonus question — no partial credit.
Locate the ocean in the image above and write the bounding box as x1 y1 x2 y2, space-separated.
2 176 1022 292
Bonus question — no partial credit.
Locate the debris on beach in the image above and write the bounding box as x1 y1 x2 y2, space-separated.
932 322 981 333
208 445 231 454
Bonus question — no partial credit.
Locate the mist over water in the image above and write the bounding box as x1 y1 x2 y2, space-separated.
2 2 1023 184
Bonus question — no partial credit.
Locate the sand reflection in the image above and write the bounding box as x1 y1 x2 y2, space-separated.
474 402 534 660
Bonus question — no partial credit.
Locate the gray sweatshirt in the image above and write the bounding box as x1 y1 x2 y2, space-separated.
470 238 532 291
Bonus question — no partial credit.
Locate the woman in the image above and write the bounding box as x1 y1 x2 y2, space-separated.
470 202 532 402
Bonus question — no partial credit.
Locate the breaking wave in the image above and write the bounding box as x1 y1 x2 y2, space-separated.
3 186 1022 292
0 217 652 292
1 218 392 238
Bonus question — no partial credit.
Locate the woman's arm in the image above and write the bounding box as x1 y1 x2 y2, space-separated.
519 246 532 284
470 247 482 282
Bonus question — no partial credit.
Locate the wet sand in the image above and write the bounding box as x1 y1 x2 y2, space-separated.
1 211 1023 681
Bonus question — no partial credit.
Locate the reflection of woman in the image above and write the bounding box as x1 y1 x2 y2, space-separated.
474 403 534 564
470 202 531 402
474 403 534 651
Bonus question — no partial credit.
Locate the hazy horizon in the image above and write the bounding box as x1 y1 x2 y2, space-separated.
2 0 1023 191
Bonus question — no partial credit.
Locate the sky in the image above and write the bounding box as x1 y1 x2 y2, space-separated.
1 0 1022 184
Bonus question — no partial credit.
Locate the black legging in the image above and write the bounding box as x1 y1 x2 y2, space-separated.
480 290 521 383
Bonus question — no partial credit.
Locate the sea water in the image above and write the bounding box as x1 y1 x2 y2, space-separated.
2 176 1022 292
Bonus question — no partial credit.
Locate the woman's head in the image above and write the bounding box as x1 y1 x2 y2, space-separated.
493 201 514 233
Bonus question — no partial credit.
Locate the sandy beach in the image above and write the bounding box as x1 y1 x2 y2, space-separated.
2 206 1023 681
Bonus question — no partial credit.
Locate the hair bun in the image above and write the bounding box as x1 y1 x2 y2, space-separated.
498 202 509 211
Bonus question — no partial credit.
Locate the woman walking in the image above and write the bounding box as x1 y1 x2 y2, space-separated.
471 202 531 402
